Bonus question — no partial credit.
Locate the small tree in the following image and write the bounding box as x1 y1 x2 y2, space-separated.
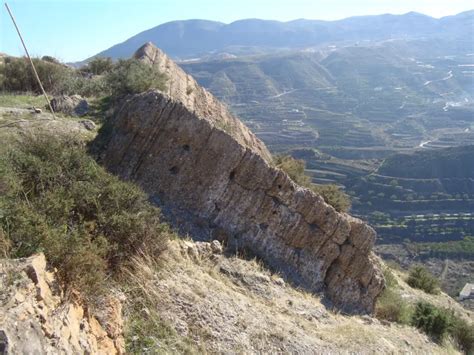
274 155 351 212
83 57 114 75
105 59 167 98
311 184 351 212
407 265 439 294
411 302 452 343
274 155 311 186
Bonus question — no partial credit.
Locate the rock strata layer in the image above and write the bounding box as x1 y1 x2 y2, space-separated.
101 43 384 313
0 254 124 354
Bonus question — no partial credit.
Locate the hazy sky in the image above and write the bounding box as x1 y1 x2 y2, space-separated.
1 0 473 62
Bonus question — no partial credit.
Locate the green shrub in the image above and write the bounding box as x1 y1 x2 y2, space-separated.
41 56 61 64
375 288 412 324
411 302 452 343
0 133 169 297
0 56 108 98
67 75 109 98
375 268 412 324
81 57 114 75
274 154 351 212
310 184 351 213
1 56 72 95
274 155 311 186
375 267 473 353
105 58 167 98
407 265 440 294
451 317 474 354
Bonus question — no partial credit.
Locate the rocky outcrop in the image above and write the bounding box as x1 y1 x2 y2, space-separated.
133 42 272 162
100 43 384 313
50 95 89 117
0 254 124 354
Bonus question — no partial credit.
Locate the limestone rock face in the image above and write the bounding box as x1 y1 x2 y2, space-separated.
0 254 124 354
101 44 384 313
133 42 272 162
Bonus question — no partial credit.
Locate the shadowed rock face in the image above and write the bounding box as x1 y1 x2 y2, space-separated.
100 43 384 313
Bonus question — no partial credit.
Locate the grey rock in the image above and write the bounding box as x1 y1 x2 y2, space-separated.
100 43 384 313
79 119 96 131
50 95 89 117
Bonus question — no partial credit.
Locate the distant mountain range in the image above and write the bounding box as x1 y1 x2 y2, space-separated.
81 10 474 63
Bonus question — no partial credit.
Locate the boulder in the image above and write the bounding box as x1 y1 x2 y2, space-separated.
50 95 89 116
79 119 96 131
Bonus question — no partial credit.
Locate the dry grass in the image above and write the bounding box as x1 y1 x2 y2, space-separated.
120 240 455 354
389 266 473 323
122 252 203 354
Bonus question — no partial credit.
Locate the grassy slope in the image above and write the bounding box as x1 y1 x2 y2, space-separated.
123 240 462 354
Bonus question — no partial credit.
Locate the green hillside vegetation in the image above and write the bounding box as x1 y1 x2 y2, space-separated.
0 133 171 298
406 236 474 258
349 145 474 245
183 43 474 156
274 155 351 212
0 56 166 100
375 267 474 352
378 146 474 179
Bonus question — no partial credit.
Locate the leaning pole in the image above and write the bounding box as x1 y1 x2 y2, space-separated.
4 2 56 118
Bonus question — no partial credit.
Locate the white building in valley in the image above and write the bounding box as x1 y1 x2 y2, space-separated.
459 283 474 301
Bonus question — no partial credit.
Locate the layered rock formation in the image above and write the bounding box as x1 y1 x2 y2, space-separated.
134 42 272 162
0 254 124 354
100 43 384 313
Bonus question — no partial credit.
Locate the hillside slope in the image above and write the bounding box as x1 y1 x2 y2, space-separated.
378 145 474 179
124 239 462 353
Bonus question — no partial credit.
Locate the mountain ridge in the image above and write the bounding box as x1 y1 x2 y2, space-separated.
79 10 474 63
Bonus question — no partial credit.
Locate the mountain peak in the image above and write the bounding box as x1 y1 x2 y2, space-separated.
133 42 272 161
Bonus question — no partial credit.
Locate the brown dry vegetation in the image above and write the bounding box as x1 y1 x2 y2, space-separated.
122 239 460 354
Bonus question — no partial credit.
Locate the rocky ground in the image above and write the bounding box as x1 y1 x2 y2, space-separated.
123 239 463 354
1 238 470 354
0 254 123 354
0 106 96 138
376 243 474 311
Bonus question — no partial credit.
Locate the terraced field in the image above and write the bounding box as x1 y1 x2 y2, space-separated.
182 42 474 260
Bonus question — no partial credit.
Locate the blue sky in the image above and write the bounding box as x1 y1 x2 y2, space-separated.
1 0 473 62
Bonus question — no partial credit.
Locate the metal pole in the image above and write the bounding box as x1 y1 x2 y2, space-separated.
4 2 56 118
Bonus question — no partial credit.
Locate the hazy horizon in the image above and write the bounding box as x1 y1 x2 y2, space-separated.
1 0 473 62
